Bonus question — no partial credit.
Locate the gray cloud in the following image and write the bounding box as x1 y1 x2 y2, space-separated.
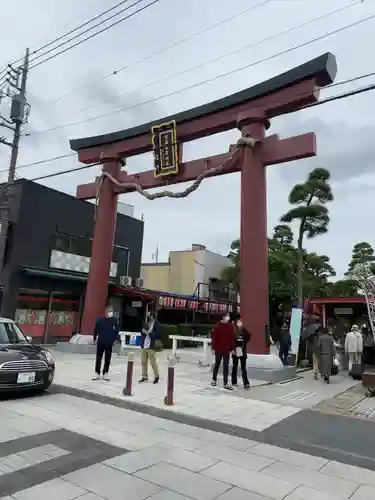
82 73 165 129
277 116 375 185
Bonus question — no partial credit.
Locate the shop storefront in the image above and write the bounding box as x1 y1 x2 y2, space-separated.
0 179 144 335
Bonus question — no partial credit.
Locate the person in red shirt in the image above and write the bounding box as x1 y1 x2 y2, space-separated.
211 313 236 390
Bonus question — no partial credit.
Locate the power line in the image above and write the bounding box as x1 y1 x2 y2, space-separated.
11 71 375 181
22 82 375 184
0 0 140 74
29 0 151 67
29 0 134 60
43 0 274 103
28 162 101 182
25 10 375 136
69 0 364 117
0 153 76 174
28 0 162 70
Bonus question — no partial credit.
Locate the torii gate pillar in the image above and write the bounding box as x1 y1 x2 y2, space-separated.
238 110 270 354
80 161 120 335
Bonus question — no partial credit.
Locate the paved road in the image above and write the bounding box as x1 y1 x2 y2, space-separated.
52 383 375 473
1 388 375 500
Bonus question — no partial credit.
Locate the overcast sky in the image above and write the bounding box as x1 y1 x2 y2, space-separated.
0 0 374 278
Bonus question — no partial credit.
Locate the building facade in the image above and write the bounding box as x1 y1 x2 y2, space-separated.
141 244 234 300
0 179 144 342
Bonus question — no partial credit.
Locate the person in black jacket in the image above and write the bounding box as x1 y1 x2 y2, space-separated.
92 305 119 381
230 312 251 389
279 321 292 366
139 312 161 384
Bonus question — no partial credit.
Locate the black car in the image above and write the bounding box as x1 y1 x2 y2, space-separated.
0 318 55 393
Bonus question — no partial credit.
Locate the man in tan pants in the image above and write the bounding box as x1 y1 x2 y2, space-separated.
309 329 320 380
139 312 160 384
312 351 320 379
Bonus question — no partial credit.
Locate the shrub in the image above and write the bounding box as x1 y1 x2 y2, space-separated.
176 323 213 347
159 324 177 349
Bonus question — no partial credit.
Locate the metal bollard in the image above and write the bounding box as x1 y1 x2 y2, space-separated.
122 352 134 396
164 355 176 406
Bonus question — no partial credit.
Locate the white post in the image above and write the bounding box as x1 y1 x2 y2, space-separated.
172 337 177 357
203 340 209 366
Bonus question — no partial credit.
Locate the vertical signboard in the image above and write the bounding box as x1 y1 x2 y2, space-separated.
289 307 303 366
152 120 179 178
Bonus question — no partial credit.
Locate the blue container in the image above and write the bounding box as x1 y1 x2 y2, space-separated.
129 333 142 346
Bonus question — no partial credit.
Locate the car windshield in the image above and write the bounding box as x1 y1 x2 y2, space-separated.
0 322 28 344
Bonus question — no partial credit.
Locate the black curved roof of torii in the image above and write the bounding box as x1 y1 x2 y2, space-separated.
70 52 337 152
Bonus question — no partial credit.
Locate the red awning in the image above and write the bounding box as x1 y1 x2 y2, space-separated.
112 286 156 301
309 297 366 305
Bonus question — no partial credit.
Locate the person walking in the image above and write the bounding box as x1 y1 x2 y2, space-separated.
278 322 291 367
139 312 161 384
362 324 375 366
310 331 321 380
211 313 236 390
318 327 336 383
302 314 321 380
345 324 363 373
92 305 119 381
230 312 251 389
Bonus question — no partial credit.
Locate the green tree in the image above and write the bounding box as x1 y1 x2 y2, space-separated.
221 225 337 313
221 226 298 317
302 252 336 298
326 279 359 297
272 224 294 246
268 224 297 311
346 242 375 275
221 238 240 285
280 168 333 308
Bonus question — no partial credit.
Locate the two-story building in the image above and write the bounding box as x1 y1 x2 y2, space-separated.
0 179 146 343
141 244 235 299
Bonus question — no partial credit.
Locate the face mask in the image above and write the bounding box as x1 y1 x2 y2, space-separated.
107 311 114 318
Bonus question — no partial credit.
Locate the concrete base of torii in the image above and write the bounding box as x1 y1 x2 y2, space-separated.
212 354 297 383
55 334 122 354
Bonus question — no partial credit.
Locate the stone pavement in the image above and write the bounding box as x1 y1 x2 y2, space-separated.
315 384 375 421
2 390 375 499
50 349 359 431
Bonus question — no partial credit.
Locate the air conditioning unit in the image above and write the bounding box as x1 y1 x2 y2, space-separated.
119 276 132 287
135 277 146 289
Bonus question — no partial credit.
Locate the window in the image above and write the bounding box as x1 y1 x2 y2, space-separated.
0 322 28 344
53 231 72 252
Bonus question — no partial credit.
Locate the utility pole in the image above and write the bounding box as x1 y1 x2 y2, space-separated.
0 48 30 280
152 244 159 263
8 48 30 183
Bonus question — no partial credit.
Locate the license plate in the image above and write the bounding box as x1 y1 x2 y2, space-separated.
17 372 36 384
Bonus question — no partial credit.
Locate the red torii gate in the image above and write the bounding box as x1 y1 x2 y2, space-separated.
71 52 337 354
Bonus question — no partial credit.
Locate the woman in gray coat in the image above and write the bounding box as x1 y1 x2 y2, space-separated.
318 327 336 383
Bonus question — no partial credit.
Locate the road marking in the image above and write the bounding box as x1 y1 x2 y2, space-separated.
278 390 316 402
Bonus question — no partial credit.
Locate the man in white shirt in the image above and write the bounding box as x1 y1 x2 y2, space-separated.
345 324 363 372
